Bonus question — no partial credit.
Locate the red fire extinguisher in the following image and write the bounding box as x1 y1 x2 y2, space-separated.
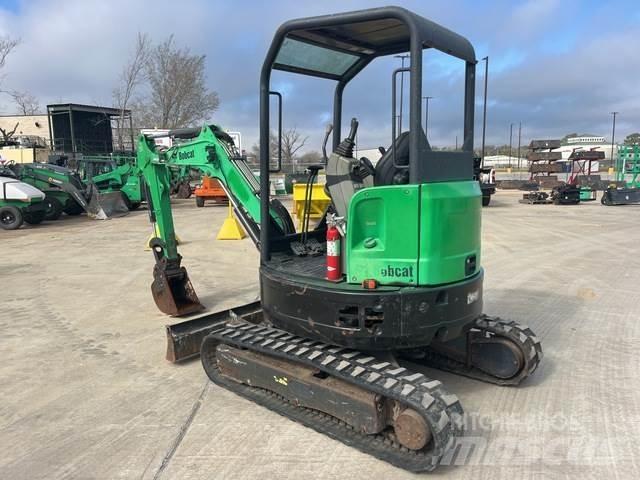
326 221 341 281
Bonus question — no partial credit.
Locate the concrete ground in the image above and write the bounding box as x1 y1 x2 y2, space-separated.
1 192 639 480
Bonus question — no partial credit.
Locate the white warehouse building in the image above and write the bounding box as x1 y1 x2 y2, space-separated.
553 136 618 161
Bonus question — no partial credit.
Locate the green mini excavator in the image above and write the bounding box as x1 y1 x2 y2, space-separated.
138 7 542 471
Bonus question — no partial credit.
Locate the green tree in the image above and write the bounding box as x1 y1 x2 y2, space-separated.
623 133 640 145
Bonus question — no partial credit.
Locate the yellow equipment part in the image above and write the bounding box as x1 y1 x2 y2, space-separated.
292 183 331 231
217 203 246 240
145 225 182 250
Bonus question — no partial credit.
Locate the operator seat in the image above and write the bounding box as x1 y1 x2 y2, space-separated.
374 130 431 186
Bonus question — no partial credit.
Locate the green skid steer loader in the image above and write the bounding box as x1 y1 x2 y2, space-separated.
77 155 145 210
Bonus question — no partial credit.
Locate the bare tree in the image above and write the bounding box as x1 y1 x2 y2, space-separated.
251 127 309 173
281 127 308 163
251 130 282 165
0 122 19 144
0 36 19 96
0 36 19 70
113 32 150 150
6 90 40 115
137 35 219 129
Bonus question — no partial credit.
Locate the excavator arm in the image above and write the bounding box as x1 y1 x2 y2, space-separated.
137 134 203 316
136 124 294 316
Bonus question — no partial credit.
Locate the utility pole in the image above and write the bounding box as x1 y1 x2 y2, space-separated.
610 111 618 168
481 56 489 167
395 54 409 133
517 122 522 171
422 96 433 140
508 123 513 169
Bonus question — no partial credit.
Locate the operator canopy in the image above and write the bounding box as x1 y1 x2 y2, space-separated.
272 6 476 81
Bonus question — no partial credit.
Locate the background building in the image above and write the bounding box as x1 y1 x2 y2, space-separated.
0 113 50 145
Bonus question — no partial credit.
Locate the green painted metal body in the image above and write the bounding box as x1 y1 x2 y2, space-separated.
13 163 84 210
0 197 43 209
137 125 281 261
137 135 180 258
17 164 80 191
78 154 144 204
139 124 482 292
91 162 144 204
44 189 73 207
0 175 47 226
346 181 481 286
616 145 640 188
579 187 596 201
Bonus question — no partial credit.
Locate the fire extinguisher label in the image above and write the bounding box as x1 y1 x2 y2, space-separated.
327 240 340 256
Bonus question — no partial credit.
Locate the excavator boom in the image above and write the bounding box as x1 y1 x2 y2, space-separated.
136 124 293 317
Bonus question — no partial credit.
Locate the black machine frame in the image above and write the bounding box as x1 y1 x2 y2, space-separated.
258 6 477 264
250 7 483 350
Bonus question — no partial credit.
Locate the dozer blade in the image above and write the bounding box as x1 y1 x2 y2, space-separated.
165 300 262 362
152 263 205 317
86 184 130 219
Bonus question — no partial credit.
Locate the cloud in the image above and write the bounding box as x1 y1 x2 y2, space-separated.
509 0 561 37
0 0 637 152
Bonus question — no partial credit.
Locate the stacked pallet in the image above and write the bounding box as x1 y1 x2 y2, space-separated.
527 140 563 188
568 149 606 189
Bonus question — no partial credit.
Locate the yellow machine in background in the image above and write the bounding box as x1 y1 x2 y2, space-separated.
292 182 330 231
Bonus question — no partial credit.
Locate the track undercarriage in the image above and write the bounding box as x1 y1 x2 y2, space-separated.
189 309 542 471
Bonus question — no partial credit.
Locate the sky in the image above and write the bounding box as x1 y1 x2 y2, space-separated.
0 0 638 153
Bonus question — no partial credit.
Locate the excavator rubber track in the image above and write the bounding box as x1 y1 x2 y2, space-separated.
420 316 543 386
201 321 465 472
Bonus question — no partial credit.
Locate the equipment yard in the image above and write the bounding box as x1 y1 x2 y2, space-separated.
2 192 639 479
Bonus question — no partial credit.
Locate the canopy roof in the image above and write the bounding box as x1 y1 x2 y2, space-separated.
47 103 129 117
272 6 476 81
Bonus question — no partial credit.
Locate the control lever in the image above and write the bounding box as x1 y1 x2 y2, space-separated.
334 118 359 158
322 123 333 163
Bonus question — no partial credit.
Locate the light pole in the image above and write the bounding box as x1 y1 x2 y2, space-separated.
481 56 489 166
517 122 522 172
508 123 514 169
422 96 433 140
395 54 409 133
610 111 618 168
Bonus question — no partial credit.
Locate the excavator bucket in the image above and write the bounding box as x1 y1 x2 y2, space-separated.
86 184 130 219
151 262 205 317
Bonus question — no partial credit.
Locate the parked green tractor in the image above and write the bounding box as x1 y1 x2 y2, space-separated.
7 162 129 220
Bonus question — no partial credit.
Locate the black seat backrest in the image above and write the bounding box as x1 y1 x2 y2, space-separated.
374 130 431 186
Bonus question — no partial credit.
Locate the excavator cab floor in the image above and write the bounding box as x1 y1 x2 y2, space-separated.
267 251 326 279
